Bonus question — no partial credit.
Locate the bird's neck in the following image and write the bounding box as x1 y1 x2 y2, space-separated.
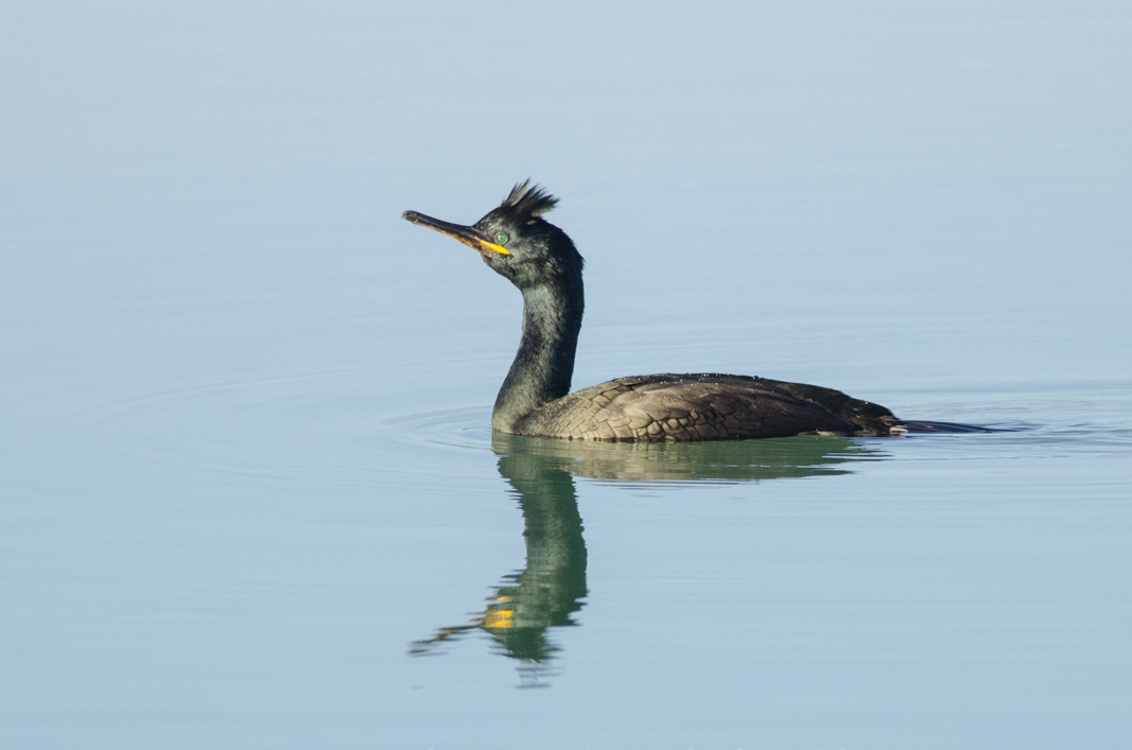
492 279 583 432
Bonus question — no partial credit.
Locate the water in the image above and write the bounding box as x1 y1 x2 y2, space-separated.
3 1 1131 748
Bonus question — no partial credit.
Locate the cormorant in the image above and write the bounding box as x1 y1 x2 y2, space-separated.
402 181 963 441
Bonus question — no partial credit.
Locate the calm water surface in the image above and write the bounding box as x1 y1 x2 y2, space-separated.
3 2 1131 749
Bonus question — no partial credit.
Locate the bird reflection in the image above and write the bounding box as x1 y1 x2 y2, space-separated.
409 433 886 684
408 437 586 686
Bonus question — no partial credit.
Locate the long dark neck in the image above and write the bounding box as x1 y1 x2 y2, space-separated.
492 277 584 432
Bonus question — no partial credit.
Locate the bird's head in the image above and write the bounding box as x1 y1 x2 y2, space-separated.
402 181 583 290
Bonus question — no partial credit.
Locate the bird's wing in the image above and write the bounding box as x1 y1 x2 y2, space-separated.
525 374 863 441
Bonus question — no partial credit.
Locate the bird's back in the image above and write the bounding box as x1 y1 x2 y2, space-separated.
515 373 899 441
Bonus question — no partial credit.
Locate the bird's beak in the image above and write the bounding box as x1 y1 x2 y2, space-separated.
401 211 510 256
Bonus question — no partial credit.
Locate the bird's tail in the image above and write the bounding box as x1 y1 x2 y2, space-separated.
893 420 1006 434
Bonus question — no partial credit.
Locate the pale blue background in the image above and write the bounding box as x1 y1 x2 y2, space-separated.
2 2 1131 748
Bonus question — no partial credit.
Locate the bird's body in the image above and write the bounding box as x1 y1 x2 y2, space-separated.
403 181 968 442
509 373 899 441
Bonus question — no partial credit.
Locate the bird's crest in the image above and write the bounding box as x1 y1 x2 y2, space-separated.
500 180 558 219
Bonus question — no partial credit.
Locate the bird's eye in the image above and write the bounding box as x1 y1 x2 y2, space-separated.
495 232 509 245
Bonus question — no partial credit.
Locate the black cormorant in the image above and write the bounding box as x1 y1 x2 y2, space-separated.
402 181 964 441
